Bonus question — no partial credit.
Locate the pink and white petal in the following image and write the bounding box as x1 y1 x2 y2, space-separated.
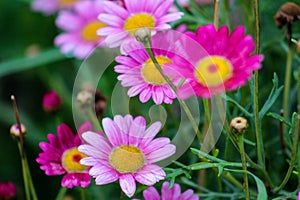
135 164 165 183
179 189 199 200
78 144 108 160
134 172 157 186
162 182 181 200
81 131 112 153
77 122 93 135
153 0 174 18
119 174 136 197
111 115 129 145
102 1 129 18
152 87 164 104
139 121 162 148
124 0 142 13
115 56 140 67
128 117 146 146
97 27 121 36
89 163 114 177
146 144 176 163
143 187 160 200
104 32 129 48
56 12 82 31
143 138 171 155
157 12 184 24
57 123 75 150
94 169 119 185
61 173 90 188
128 84 147 97
79 157 99 166
139 87 152 103
102 118 123 146
155 24 172 31
98 14 124 27
73 43 94 59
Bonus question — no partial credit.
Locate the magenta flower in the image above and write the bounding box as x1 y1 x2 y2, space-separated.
97 0 183 48
175 24 263 98
36 122 94 188
55 0 107 59
79 115 176 197
0 182 17 199
115 31 190 104
31 0 83 15
139 181 198 200
42 90 61 112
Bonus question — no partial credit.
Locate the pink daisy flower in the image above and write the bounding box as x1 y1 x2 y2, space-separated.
0 182 17 199
31 0 84 15
79 115 176 197
54 0 107 59
97 0 184 48
138 181 198 200
175 24 263 98
36 122 94 188
115 31 190 104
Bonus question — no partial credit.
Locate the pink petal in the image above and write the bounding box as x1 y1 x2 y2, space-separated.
143 138 171 154
61 173 90 188
143 187 160 200
146 144 176 163
95 169 119 185
134 164 165 185
81 131 112 154
102 118 123 146
57 123 75 150
119 174 136 197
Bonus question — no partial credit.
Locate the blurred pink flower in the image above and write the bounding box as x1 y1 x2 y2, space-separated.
31 0 84 15
97 0 183 48
140 181 198 200
175 24 263 98
115 31 190 104
55 0 107 59
42 90 61 112
36 122 94 188
0 182 17 199
79 115 176 197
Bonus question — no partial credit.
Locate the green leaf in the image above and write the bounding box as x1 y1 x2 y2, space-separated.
259 73 284 120
222 94 252 117
266 112 291 126
0 48 67 77
226 169 268 200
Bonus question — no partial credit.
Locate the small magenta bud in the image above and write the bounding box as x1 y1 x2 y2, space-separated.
134 27 151 43
42 91 61 112
230 117 248 134
10 124 26 139
0 181 17 199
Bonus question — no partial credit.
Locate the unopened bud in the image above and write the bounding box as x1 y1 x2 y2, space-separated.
230 117 248 134
42 90 61 112
134 27 151 43
77 90 93 105
10 124 26 139
0 181 17 199
274 2 300 29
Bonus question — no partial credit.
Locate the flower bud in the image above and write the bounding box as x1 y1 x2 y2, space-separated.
0 181 17 199
134 27 151 43
10 124 26 139
42 91 61 112
274 2 300 29
77 90 93 106
230 117 248 134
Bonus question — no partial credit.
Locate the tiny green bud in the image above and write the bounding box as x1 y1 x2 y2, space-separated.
134 27 151 43
230 117 248 134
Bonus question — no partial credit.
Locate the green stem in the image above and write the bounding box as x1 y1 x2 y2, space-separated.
253 0 264 167
80 188 86 200
55 187 67 200
25 159 38 200
144 41 203 142
86 106 102 131
18 143 31 200
237 134 250 200
213 0 220 28
283 47 294 135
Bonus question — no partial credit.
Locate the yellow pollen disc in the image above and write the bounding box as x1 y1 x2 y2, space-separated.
81 21 106 42
62 147 88 172
194 56 233 87
124 13 155 36
59 0 78 7
142 56 172 85
109 145 145 174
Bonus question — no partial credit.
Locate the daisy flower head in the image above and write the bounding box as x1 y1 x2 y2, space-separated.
175 24 263 99
36 122 94 188
140 181 198 200
31 0 83 15
79 115 176 197
115 30 192 104
55 0 107 59
97 0 184 48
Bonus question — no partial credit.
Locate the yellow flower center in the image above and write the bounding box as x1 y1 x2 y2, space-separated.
62 147 88 172
194 56 233 87
124 13 155 36
142 56 172 85
109 145 145 174
81 21 106 42
59 0 78 7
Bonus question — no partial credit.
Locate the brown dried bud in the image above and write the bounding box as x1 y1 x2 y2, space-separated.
77 90 93 105
274 2 300 29
10 124 26 139
230 117 248 134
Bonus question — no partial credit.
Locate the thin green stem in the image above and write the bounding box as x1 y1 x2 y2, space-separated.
80 188 86 200
144 41 203 142
55 187 67 200
253 0 264 167
283 47 294 135
213 0 220 28
86 106 102 131
18 143 31 200
237 134 250 200
25 159 38 200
